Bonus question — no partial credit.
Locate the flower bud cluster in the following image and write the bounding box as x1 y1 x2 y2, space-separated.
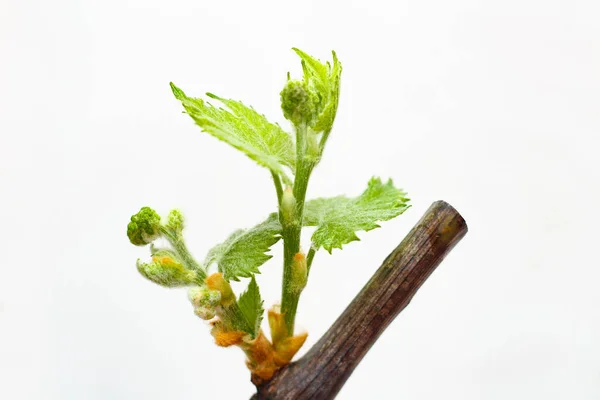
188 286 221 320
127 207 162 246
136 252 197 287
280 79 319 127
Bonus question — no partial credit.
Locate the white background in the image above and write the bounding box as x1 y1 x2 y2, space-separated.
1 0 599 399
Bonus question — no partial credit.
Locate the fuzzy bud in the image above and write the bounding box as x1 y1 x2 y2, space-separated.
268 305 288 347
136 255 196 287
280 79 319 126
188 287 219 320
165 209 184 233
127 207 161 246
290 252 307 293
280 187 296 226
205 273 235 307
272 332 308 366
194 306 216 320
188 286 221 308
267 306 307 366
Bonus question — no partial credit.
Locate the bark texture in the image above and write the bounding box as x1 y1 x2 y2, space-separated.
251 200 468 400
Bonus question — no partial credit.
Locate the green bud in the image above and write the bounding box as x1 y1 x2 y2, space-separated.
127 207 161 246
166 209 184 233
205 273 235 307
136 255 197 287
194 306 216 320
290 252 307 294
188 287 220 320
188 287 221 308
281 187 296 226
268 306 287 346
280 79 319 126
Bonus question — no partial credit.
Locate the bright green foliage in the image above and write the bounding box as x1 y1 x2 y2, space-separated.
303 177 410 253
237 277 264 338
204 214 281 281
170 83 295 184
126 50 412 372
127 207 161 246
291 48 342 134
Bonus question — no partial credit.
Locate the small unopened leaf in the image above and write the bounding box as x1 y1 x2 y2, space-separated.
238 277 264 337
292 48 342 134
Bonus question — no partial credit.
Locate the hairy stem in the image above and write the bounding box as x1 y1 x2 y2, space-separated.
281 123 314 336
318 128 332 153
161 228 206 279
271 170 283 206
305 247 316 275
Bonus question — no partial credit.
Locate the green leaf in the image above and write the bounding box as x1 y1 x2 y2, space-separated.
303 177 410 253
237 276 264 338
204 214 282 281
292 48 330 97
170 83 295 183
291 48 342 134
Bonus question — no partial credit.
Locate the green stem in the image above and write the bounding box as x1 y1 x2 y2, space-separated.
281 123 314 336
161 228 206 280
306 247 316 276
160 231 251 336
318 128 332 153
271 170 283 206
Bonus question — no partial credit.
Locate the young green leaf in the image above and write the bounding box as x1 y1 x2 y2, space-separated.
237 276 264 338
291 48 342 134
303 177 410 253
170 83 295 184
204 214 282 281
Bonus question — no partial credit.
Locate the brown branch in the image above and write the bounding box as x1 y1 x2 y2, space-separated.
251 200 468 400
